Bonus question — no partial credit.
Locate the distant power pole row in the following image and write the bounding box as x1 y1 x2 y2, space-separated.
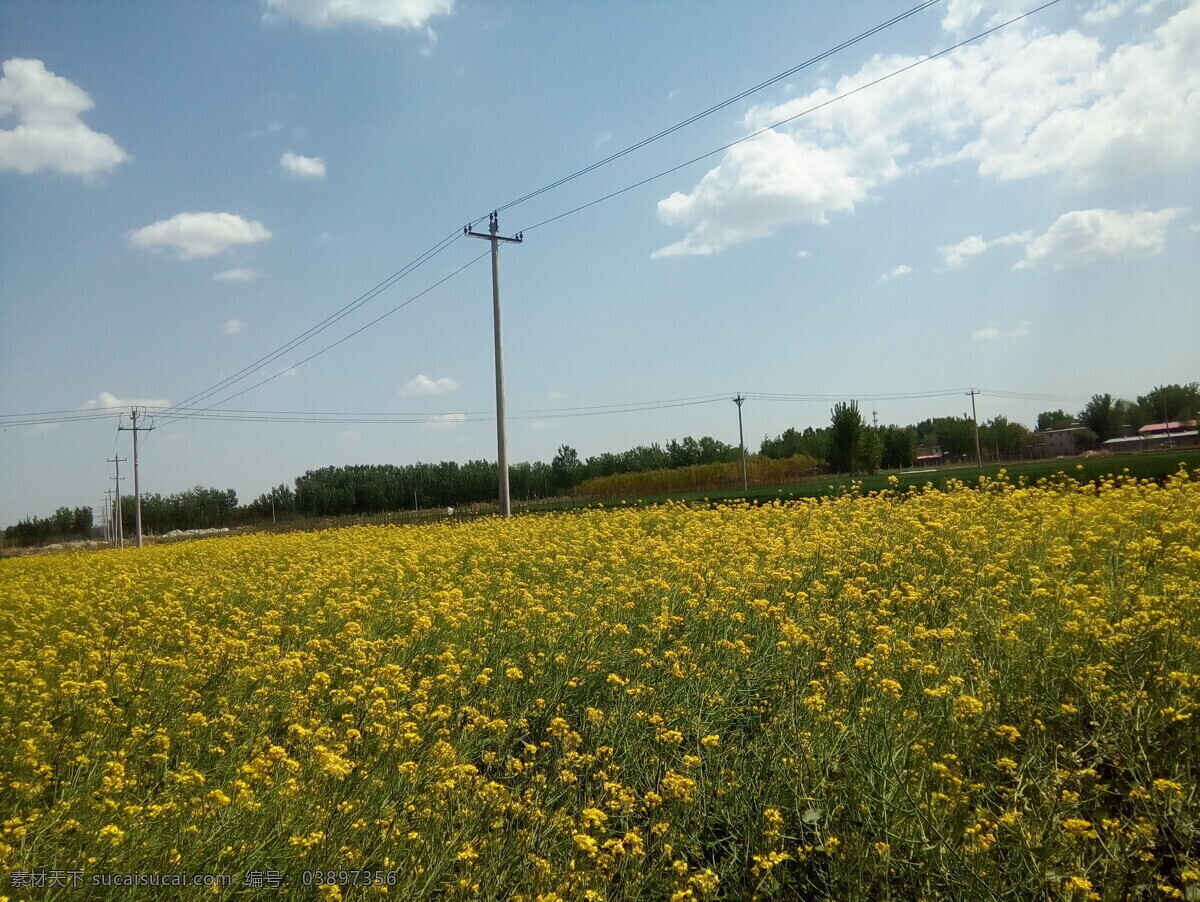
104 407 153 548
118 407 153 547
108 455 126 548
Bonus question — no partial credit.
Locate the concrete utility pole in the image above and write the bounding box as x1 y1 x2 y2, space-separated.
118 408 154 547
966 390 983 468
872 408 878 429
465 212 523 518
108 456 127 548
733 394 748 492
104 489 116 544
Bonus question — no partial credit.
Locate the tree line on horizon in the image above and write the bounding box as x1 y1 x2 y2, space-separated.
5 383 1195 546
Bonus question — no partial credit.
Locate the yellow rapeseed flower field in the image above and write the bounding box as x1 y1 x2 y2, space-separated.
1 470 1198 900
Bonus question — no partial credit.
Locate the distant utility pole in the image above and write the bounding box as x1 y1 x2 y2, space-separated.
108 456 127 548
733 394 748 492
465 212 523 518
103 494 115 542
118 408 154 547
966 390 982 468
872 408 878 429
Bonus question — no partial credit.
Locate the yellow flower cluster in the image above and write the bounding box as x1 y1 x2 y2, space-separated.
0 469 1197 899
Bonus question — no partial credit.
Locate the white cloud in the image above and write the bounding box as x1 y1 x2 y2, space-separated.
941 0 1030 34
79 391 170 411
938 235 988 269
338 430 361 442
24 423 60 436
280 151 325 179
225 319 243 335
973 322 1031 341
656 5 1200 254
0 58 129 178
1081 0 1170 24
263 0 453 30
163 431 186 444
1015 207 1184 269
259 365 298 379
530 420 556 431
400 374 459 396
877 264 911 284
652 130 881 256
214 267 261 282
1083 1 1135 26
936 231 1030 269
796 249 810 258
547 390 566 402
129 212 271 261
423 413 465 430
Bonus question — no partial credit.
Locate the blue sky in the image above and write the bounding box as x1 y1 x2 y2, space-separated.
2 0 1198 521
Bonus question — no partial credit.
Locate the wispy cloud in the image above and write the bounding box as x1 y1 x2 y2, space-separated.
79 391 170 411
263 0 454 30
422 413 465 430
936 232 1030 270
877 264 912 284
225 319 243 335
280 151 325 179
973 321 1031 341
214 267 261 282
400 374 459 397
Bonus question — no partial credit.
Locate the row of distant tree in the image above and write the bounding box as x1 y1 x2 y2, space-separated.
1035 382 1198 442
759 383 1198 476
2 506 94 546
5 383 1194 546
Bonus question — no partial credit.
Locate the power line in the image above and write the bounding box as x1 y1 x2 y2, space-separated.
155 251 492 428
516 0 1066 235
492 1 943 216
142 4 948 422
749 389 971 402
153 228 471 422
0 386 1107 430
3 5 1071 435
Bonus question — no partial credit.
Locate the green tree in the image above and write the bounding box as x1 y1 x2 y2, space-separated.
1078 394 1117 443
979 416 1032 461
880 425 917 469
1137 383 1200 425
551 445 583 492
761 426 829 464
829 402 865 474
1112 398 1145 435
916 417 975 459
853 427 883 475
1036 410 1075 432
